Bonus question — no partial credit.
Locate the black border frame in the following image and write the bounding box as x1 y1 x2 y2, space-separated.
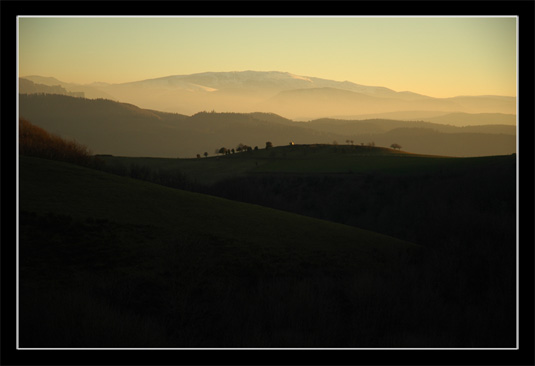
2 1 534 365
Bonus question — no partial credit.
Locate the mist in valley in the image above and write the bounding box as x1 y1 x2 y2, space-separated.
19 71 517 159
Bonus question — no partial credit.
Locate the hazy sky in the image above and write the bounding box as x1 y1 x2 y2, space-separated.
18 16 517 98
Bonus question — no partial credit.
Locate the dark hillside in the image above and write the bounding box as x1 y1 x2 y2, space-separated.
18 94 347 158
209 153 516 250
19 152 516 348
96 144 438 187
94 144 516 349
19 94 516 158
306 119 516 156
200 151 517 350
19 155 432 348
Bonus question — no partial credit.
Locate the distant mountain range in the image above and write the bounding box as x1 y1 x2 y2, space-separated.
19 93 516 158
20 71 517 120
19 78 85 98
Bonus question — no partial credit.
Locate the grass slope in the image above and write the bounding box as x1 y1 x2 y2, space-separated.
97 144 437 185
19 155 421 348
19 155 414 258
98 144 511 186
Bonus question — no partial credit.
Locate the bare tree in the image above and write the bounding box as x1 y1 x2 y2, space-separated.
390 143 402 150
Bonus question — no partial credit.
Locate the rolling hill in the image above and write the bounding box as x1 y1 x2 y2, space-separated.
18 94 347 158
17 119 516 348
19 154 421 348
19 94 516 158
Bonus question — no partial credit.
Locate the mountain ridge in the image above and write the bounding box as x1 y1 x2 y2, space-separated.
20 71 516 119
19 93 516 158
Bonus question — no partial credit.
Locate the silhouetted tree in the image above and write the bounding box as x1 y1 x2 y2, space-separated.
204 152 208 158
196 154 201 159
390 143 402 150
266 141 273 149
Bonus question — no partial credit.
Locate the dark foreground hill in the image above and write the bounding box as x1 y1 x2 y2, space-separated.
92 145 517 348
19 93 516 158
97 143 517 253
18 146 517 348
19 155 429 348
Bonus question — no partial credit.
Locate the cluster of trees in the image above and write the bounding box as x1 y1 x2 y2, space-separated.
337 141 401 150
205 141 276 158
200 140 400 158
339 141 401 150
18 118 102 168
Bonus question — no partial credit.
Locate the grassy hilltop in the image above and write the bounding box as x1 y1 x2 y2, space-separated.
98 143 457 186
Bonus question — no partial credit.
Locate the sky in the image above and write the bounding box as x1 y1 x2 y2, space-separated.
18 16 517 98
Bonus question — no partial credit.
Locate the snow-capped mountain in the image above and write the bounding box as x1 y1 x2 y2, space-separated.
117 70 422 98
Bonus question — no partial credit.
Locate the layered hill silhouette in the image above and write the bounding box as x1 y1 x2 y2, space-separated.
18 121 516 348
19 93 516 158
20 71 517 120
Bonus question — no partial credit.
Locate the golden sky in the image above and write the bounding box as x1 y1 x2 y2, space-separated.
18 16 517 98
